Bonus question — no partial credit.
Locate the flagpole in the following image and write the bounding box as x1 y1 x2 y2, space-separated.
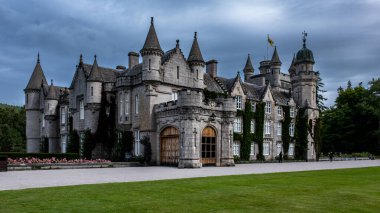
266 34 269 60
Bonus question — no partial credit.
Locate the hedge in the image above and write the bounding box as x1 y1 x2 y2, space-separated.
0 152 79 159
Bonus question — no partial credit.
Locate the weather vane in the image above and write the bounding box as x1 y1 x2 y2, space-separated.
302 30 308 47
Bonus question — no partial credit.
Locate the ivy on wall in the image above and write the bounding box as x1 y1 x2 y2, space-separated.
281 106 291 159
294 108 308 160
240 102 254 160
312 118 321 161
203 89 227 104
254 103 265 161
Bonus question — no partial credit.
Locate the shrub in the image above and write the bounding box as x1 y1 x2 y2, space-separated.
0 152 79 159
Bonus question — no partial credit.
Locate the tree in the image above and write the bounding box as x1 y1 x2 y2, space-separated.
82 129 95 159
316 72 328 111
67 130 80 154
0 104 26 152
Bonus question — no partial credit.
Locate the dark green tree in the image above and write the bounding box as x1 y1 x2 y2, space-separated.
67 130 80 154
82 129 95 159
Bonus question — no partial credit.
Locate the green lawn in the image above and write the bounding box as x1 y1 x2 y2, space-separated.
1 167 380 213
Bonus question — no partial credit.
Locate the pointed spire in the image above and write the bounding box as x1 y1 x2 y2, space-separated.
289 54 296 73
140 17 163 55
243 54 254 73
176 39 180 49
25 53 48 90
79 54 83 67
46 79 58 100
270 46 282 66
302 30 307 48
187 32 205 64
87 55 103 82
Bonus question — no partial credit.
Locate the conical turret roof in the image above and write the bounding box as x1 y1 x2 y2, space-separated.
187 32 205 64
288 54 296 72
243 54 254 73
87 55 103 82
140 17 163 55
25 53 48 90
46 80 58 100
271 46 282 65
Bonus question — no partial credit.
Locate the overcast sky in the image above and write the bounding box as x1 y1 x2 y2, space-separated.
1 0 379 107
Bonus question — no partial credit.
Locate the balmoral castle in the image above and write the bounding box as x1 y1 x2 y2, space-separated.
25 18 320 168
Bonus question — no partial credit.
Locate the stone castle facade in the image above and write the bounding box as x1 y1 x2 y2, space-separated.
24 18 319 168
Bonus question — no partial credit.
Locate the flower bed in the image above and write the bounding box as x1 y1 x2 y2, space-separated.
7 157 111 165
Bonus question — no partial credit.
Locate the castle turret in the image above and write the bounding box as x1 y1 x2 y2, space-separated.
243 54 254 82
45 80 60 153
270 46 281 88
87 55 103 104
291 31 318 109
25 53 48 153
187 32 205 88
140 17 164 82
288 54 296 77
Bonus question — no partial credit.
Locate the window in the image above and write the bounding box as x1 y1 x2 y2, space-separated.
236 96 242 109
79 100 84 120
250 142 255 155
233 141 240 156
288 143 295 156
277 122 282 136
61 107 66 124
149 59 151 70
290 107 295 118
265 120 271 135
42 113 45 127
251 101 256 112
172 91 178 101
91 87 93 96
134 130 141 155
196 70 199 79
265 101 271 114
277 143 282 155
250 120 255 133
124 92 129 116
177 66 179 79
264 142 270 155
135 95 139 114
119 93 123 117
289 123 295 137
234 117 242 132
26 94 28 104
277 106 282 116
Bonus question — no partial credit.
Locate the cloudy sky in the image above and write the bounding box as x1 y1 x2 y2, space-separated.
1 0 379 106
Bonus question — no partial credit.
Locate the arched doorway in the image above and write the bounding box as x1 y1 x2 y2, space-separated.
160 126 180 166
201 127 217 165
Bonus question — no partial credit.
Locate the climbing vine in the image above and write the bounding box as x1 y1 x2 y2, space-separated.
203 89 227 104
313 118 322 161
254 103 265 161
294 108 308 160
240 102 254 160
281 106 291 159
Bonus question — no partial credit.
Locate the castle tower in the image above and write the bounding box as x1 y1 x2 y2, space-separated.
86 55 103 132
269 46 281 88
140 17 164 82
291 32 318 109
243 54 254 82
45 80 60 153
24 53 48 153
291 31 319 160
187 32 205 89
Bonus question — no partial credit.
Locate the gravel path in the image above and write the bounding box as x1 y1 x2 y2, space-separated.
1 160 379 191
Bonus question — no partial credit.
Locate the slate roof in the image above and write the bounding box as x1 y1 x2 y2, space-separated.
204 73 224 93
271 46 282 65
140 17 163 54
242 82 265 101
162 48 176 64
46 82 64 100
187 32 204 63
123 63 143 77
87 57 103 82
214 77 237 93
82 64 119 82
271 89 291 105
288 54 296 72
25 60 48 90
243 54 254 73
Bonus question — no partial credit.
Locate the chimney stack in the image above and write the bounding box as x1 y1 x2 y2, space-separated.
206 59 218 78
128 52 139 69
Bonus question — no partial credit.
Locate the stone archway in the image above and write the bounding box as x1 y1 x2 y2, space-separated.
201 126 217 165
160 126 180 166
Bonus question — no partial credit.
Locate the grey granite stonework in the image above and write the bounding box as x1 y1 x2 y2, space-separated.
25 18 319 167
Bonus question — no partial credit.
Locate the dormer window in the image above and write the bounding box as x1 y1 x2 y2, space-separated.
236 96 242 109
277 106 282 116
265 101 271 114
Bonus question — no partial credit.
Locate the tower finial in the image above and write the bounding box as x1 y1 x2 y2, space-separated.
37 52 40 64
176 39 179 48
302 30 308 48
194 32 197 39
50 79 53 85
79 54 83 65
151 17 154 24
94 54 97 60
